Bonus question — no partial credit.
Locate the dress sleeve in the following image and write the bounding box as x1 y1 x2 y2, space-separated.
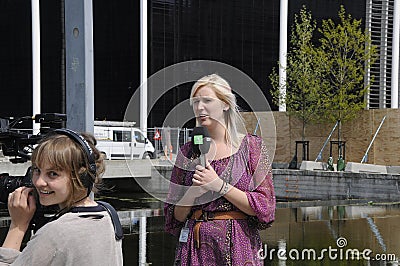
164 144 191 237
245 135 276 230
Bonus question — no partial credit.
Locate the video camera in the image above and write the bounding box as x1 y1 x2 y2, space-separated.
0 113 66 163
0 113 66 230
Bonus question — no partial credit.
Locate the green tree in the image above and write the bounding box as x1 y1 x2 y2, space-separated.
316 5 377 163
269 6 321 141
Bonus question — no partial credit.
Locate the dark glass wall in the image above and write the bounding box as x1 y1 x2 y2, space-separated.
289 0 366 29
0 0 141 122
0 0 366 127
0 0 33 118
0 0 63 119
147 0 366 127
40 0 63 115
148 0 281 127
93 0 140 121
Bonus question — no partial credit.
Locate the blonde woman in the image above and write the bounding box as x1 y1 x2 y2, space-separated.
0 129 123 265
165 74 275 265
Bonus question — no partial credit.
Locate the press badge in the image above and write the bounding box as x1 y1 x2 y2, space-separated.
179 220 190 243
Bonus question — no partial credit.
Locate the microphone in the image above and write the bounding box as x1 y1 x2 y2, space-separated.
191 126 211 167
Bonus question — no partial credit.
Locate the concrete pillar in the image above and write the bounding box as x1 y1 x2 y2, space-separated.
32 0 41 133
392 0 400 108
279 0 288 112
65 0 94 133
140 0 148 136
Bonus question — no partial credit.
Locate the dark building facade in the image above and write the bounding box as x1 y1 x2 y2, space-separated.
0 0 365 127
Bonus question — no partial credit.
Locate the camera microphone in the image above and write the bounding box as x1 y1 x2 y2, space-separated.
191 126 211 167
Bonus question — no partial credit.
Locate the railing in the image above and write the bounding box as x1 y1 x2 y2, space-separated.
146 127 192 159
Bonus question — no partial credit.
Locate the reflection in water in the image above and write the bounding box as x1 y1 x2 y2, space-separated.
278 239 286 266
139 216 147 265
366 217 387 253
1 195 400 265
112 196 400 265
263 203 400 265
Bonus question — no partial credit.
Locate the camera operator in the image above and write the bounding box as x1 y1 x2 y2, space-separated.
0 129 123 265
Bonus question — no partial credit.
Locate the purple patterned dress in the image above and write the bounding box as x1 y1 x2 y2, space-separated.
164 134 276 266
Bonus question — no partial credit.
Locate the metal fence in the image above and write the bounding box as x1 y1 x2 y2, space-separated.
146 127 193 159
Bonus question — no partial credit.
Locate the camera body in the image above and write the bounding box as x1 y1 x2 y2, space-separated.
0 168 33 203
0 113 66 230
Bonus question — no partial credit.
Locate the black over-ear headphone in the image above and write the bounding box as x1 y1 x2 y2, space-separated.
53 128 96 195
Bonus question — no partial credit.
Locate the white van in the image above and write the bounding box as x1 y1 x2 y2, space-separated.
94 121 155 159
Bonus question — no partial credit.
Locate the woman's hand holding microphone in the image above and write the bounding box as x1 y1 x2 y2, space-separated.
192 163 225 193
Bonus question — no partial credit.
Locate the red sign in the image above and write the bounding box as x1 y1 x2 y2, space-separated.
153 129 161 140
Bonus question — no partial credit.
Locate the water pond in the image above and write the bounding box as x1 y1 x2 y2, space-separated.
1 193 399 265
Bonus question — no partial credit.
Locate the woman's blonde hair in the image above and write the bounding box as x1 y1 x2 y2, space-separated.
31 132 105 209
190 74 245 147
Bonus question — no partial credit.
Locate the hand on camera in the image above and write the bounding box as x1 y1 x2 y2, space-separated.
8 187 36 232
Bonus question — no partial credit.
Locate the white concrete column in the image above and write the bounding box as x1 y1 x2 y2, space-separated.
140 0 148 136
32 0 41 133
391 0 400 108
279 0 288 112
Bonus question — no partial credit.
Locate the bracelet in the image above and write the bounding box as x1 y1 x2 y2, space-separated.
219 181 230 195
217 180 225 194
